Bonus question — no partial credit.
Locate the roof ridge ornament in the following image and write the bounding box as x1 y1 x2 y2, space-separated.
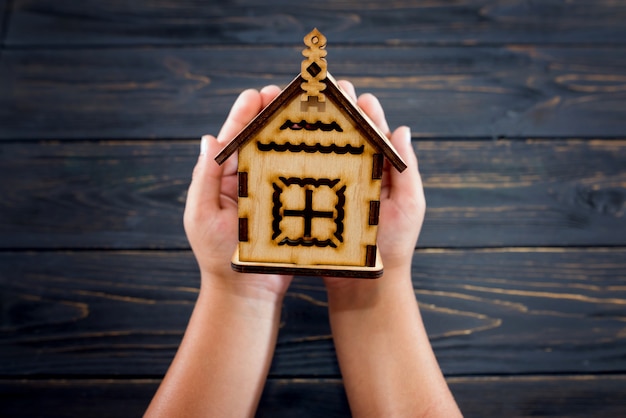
301 28 328 102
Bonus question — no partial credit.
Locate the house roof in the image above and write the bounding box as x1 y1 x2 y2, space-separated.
214 72 407 172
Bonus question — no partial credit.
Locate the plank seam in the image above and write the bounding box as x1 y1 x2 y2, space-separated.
2 136 626 144
4 41 626 50
0 246 625 254
1 371 626 381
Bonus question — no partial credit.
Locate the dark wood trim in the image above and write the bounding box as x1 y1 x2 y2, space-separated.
215 74 406 172
325 73 407 172
231 261 382 279
215 75 302 165
369 200 380 225
238 217 248 242
372 153 383 179
238 171 248 197
365 245 377 267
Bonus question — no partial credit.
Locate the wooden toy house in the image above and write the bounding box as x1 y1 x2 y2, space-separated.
215 29 406 278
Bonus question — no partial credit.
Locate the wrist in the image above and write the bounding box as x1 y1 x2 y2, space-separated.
324 264 413 309
198 271 286 311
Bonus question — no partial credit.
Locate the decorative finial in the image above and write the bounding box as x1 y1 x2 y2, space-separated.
301 28 328 102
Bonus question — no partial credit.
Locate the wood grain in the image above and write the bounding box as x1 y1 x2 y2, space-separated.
1 2 623 416
6 0 626 47
1 375 625 418
0 249 623 376
417 139 626 247
0 140 623 249
1 46 625 139
0 141 192 249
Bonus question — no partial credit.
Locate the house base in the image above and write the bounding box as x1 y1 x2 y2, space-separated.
230 247 383 279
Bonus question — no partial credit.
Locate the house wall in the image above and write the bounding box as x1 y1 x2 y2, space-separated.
237 96 381 267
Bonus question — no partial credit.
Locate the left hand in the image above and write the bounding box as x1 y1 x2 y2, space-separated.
183 86 294 298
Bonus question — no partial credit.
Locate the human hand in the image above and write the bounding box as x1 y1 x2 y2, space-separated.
184 86 294 299
300 83 460 418
324 80 425 286
147 87 295 417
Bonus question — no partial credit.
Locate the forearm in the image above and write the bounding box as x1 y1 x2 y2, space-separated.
326 266 461 417
145 278 283 418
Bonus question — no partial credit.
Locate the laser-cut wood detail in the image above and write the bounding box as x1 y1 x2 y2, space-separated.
301 28 328 102
215 29 406 278
284 189 333 238
214 73 407 172
279 177 340 188
333 185 346 243
239 218 249 242
369 200 380 226
257 141 363 155
271 177 345 248
280 120 342 132
365 245 377 267
238 171 248 197
372 153 384 179
279 237 338 248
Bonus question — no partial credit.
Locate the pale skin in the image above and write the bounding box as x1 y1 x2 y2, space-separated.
144 82 462 418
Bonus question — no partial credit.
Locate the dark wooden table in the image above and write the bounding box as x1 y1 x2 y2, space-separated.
1 1 625 416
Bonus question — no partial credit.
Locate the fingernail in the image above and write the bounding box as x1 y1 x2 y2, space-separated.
404 126 412 143
200 135 209 155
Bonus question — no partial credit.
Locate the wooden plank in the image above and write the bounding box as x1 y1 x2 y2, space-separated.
410 248 626 375
6 0 626 47
417 139 626 247
1 375 626 417
1 46 626 140
0 249 624 376
0 379 160 418
450 375 626 418
0 0 8 42
0 141 192 249
0 140 623 249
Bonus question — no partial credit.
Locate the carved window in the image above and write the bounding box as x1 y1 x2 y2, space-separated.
272 177 345 248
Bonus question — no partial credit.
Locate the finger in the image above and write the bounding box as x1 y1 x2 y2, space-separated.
357 93 391 138
186 135 224 218
387 127 424 207
216 89 263 144
260 85 281 108
216 86 278 176
337 79 357 101
221 150 239 177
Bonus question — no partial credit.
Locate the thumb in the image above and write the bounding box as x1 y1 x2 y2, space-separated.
185 135 224 220
388 127 425 209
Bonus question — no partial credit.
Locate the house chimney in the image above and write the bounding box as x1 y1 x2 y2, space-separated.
301 28 328 103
